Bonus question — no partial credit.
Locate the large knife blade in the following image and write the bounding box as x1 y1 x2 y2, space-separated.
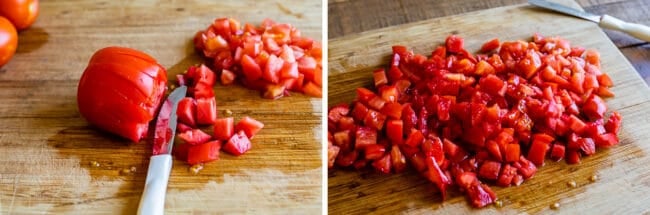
138 86 187 215
528 0 650 42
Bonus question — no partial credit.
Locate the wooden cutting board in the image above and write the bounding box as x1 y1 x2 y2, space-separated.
0 0 321 214
328 0 650 214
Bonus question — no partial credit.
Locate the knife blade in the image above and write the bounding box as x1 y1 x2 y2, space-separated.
528 0 650 42
138 86 187 215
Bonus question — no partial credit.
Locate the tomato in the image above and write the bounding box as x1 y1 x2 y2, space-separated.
194 17 321 99
0 0 39 30
328 139 341 168
478 160 501 180
78 47 167 142
223 130 252 156
221 69 236 85
235 116 264 138
480 38 499 53
0 17 17 67
327 34 621 208
187 140 221 165
178 129 212 145
177 97 197 127
241 55 263 81
213 117 234 141
196 97 217 125
364 144 386 160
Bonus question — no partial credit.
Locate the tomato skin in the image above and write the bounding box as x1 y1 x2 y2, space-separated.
0 0 39 30
187 140 221 165
0 17 17 67
78 47 167 142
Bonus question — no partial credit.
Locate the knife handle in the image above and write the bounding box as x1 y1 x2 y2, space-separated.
599 15 650 42
137 155 173 215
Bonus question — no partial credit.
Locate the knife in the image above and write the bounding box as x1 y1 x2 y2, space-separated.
137 86 187 215
528 0 650 42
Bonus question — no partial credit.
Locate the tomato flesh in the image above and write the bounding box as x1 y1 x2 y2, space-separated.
223 130 252 156
194 17 322 99
328 34 621 208
187 140 221 165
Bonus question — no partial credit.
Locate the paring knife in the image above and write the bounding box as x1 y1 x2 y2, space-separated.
528 0 650 42
137 86 187 215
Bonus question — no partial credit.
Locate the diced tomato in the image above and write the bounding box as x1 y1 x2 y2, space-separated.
235 116 265 138
303 81 322 98
550 143 565 161
177 97 197 127
425 156 451 199
390 145 407 173
178 129 212 145
241 55 263 81
372 153 392 174
478 161 501 180
496 164 516 187
386 119 404 145
196 97 217 125
328 141 341 168
364 144 386 160
187 140 221 165
405 130 424 148
221 69 236 85
373 69 388 87
223 130 252 156
326 34 621 209
445 35 464 53
213 117 234 141
355 126 377 149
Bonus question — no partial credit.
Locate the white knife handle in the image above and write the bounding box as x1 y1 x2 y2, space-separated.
137 155 173 215
599 14 650 42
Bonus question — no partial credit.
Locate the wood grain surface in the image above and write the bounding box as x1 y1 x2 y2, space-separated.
329 0 650 85
0 0 322 214
328 0 650 214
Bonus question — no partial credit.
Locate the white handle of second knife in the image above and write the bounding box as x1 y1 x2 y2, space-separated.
137 155 172 215
599 14 650 42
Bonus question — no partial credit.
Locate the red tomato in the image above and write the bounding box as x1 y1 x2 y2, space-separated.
177 97 197 127
0 17 17 67
0 0 39 30
235 116 264 138
78 47 167 142
178 129 212 145
187 140 221 165
196 97 217 125
194 18 321 99
213 117 234 141
223 130 252 156
327 34 621 208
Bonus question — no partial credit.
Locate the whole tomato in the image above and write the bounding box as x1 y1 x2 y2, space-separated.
0 17 18 67
77 47 168 142
0 0 39 30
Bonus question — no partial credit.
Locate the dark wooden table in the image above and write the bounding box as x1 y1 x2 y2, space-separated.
329 0 650 85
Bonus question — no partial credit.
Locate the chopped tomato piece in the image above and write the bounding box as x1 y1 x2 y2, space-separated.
187 140 221 165
213 117 234 141
178 129 212 145
235 116 265 138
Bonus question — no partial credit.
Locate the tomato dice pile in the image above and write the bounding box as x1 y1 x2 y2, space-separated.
328 34 622 208
194 17 322 99
159 64 265 165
